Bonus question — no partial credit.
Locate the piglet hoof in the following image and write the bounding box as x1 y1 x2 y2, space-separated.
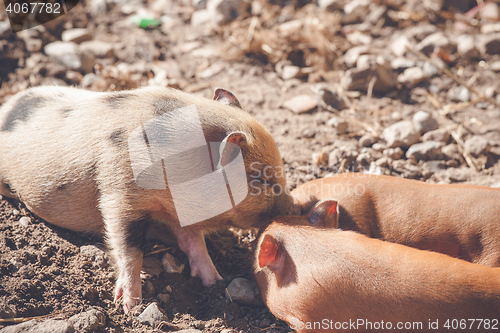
114 285 142 314
191 264 223 286
201 271 223 287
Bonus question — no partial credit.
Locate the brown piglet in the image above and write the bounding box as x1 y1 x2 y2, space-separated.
255 215 500 333
0 86 293 312
292 173 500 266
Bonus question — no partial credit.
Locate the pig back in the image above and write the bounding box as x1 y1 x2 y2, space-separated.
255 223 500 332
0 86 291 232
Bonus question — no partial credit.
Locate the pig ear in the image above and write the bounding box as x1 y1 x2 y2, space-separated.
308 199 339 228
258 234 279 268
213 88 242 109
218 131 247 167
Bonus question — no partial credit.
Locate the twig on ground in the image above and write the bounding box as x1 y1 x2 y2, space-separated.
424 91 443 110
0 309 79 323
450 125 480 171
366 76 377 99
406 45 500 108
441 96 486 116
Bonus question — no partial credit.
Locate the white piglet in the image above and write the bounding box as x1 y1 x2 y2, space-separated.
0 86 292 312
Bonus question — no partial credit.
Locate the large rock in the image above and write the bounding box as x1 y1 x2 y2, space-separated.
365 3 386 24
44 41 94 73
478 33 500 54
280 65 301 80
383 147 404 160
343 45 370 68
443 0 475 12
137 303 168 327
312 150 329 165
0 320 38 333
457 34 479 58
341 0 370 25
398 67 426 85
68 309 105 333
316 86 347 111
442 144 463 161
406 141 444 161
422 160 446 178
80 244 108 268
0 302 17 319
0 320 74 333
464 136 490 157
444 167 472 182
341 57 397 93
142 257 163 276
412 111 438 134
193 0 207 9
318 0 344 11
480 2 499 19
406 24 437 41
79 40 115 58
422 128 450 143
162 253 185 273
191 9 213 26
447 86 470 102
390 35 411 57
327 117 348 134
359 134 377 147
392 160 421 179
382 121 420 148
206 0 248 25
283 95 317 114
415 32 454 55
225 278 260 305
61 28 92 44
0 20 11 38
391 57 417 71
81 73 99 87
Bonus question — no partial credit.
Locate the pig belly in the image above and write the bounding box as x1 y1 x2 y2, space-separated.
14 178 103 234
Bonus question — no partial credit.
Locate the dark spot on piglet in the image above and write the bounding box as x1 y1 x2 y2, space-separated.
110 128 126 147
106 93 132 109
61 108 73 117
152 97 185 116
2 182 14 195
124 217 150 251
1 94 46 132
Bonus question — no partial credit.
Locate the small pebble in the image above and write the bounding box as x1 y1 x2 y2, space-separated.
19 216 31 227
327 117 348 134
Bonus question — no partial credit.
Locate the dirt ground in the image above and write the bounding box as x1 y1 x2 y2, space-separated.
1 0 500 332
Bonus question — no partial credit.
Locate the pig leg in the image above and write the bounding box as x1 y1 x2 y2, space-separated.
100 198 146 313
0 175 17 199
173 228 222 286
112 245 143 313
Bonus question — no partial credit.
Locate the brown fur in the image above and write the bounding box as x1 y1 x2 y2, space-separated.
255 221 500 333
292 173 500 266
0 86 292 312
